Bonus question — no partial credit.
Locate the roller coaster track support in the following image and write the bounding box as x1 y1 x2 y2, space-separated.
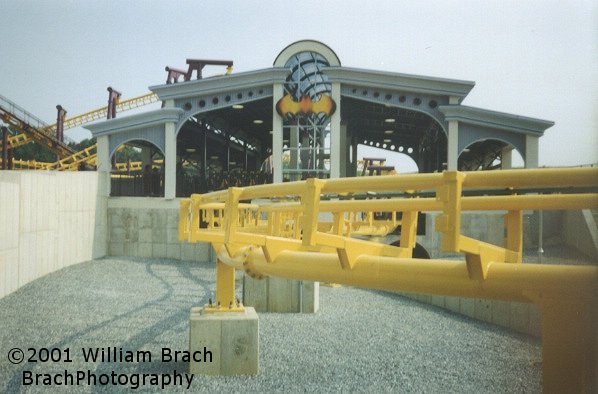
0 94 74 158
180 168 598 393
1 92 159 154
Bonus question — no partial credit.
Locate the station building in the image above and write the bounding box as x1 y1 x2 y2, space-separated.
86 40 554 198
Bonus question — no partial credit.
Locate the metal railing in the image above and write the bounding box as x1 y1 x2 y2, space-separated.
180 168 598 392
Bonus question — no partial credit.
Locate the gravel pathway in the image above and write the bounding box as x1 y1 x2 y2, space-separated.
0 257 542 393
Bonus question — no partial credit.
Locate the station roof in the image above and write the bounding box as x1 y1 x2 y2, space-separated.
439 105 554 135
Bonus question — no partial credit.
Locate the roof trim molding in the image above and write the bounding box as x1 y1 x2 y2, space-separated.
324 67 475 100
439 105 554 135
274 40 341 67
84 107 184 137
149 68 289 101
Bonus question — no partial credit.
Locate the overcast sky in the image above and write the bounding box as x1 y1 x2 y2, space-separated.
1 0 596 167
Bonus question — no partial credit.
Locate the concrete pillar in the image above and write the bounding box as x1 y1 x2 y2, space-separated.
447 120 459 171
96 135 111 196
243 276 319 313
272 83 284 183
189 307 258 375
501 146 513 169
525 135 539 168
164 122 177 199
330 82 342 179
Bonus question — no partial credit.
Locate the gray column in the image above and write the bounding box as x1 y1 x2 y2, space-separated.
330 82 342 178
447 120 459 171
272 83 284 183
525 135 539 168
501 146 513 169
96 135 111 196
164 122 177 199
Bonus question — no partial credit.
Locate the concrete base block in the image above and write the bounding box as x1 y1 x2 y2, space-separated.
189 306 258 376
243 276 319 313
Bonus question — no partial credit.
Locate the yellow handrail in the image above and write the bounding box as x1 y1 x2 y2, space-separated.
180 167 598 392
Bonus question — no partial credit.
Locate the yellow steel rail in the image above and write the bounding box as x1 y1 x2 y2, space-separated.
0 158 54 170
180 168 598 392
5 133 31 149
1 145 163 172
55 92 159 132
1 92 159 151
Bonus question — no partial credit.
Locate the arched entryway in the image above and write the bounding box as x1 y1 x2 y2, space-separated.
458 139 525 171
110 139 165 197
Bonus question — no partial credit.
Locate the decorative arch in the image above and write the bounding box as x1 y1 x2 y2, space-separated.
340 85 449 134
457 138 524 171
173 87 273 136
458 137 523 157
457 123 526 161
109 127 165 158
274 40 341 67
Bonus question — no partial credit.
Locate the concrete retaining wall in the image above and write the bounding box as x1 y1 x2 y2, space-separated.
0 171 107 299
563 209 598 259
107 198 211 262
400 293 542 338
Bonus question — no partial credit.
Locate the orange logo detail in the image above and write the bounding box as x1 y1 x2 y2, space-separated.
276 94 336 117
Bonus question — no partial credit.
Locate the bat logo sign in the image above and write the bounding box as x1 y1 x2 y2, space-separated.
276 94 336 118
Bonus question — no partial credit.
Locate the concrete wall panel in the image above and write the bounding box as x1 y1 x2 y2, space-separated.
105 197 211 262
0 171 106 300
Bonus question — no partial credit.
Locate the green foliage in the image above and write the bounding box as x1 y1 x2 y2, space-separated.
67 137 96 152
13 142 55 162
115 146 142 162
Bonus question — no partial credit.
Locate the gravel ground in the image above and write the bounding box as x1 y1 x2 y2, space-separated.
0 257 542 393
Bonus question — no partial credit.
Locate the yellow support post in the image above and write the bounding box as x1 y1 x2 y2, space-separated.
435 171 464 252
223 187 242 255
178 199 191 241
536 296 598 393
302 178 324 247
399 210 418 251
504 210 523 263
203 259 243 313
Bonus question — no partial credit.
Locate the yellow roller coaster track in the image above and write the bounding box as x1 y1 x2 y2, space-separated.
180 167 598 393
57 92 159 132
1 92 159 154
0 145 163 172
